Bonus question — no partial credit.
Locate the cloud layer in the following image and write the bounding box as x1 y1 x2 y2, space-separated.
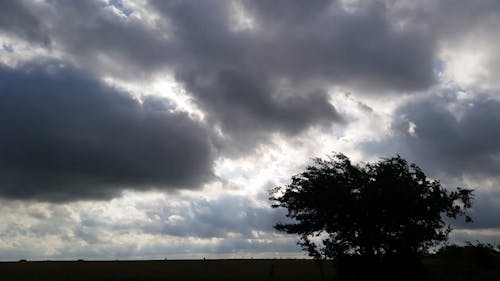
363 90 500 177
0 62 214 201
1 0 500 259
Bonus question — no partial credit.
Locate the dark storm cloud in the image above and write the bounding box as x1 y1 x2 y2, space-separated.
148 0 341 151
0 62 215 202
148 0 436 150
363 91 500 178
179 69 342 154
152 0 436 91
1 0 495 196
0 0 49 45
37 0 172 79
1 0 441 155
450 189 500 230
240 0 436 90
404 0 500 38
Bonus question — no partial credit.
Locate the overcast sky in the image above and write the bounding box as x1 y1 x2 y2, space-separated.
1 0 500 260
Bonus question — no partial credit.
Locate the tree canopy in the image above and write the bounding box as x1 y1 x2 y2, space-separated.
270 153 473 259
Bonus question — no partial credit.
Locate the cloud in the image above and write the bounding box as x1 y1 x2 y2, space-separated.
0 62 215 201
147 0 439 152
240 0 436 91
0 0 49 45
0 0 344 154
0 0 442 156
451 189 500 230
362 90 500 178
41 0 171 78
179 69 343 155
73 192 286 239
0 193 299 260
142 194 286 238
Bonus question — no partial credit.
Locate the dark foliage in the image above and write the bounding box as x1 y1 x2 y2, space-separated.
270 153 473 260
437 242 500 269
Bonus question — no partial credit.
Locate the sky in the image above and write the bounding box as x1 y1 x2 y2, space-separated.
0 0 500 260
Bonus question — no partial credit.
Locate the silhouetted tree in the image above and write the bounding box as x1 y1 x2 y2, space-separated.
270 153 473 280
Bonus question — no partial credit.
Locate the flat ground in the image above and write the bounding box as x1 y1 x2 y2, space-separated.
0 259 336 281
2 256 500 281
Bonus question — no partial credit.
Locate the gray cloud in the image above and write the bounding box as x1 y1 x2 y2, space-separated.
146 194 287 238
149 0 438 151
0 0 49 45
0 194 299 260
153 0 436 91
0 235 301 261
4 0 343 153
363 91 500 178
404 0 500 39
0 0 442 156
0 0 496 206
451 189 500 230
42 0 171 78
76 193 286 239
241 0 436 91
179 69 342 154
0 62 215 201
146 0 343 151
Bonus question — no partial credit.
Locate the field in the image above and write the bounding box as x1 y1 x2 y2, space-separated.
2 256 500 281
0 259 336 281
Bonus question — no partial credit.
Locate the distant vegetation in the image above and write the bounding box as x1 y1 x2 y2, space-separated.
426 242 500 281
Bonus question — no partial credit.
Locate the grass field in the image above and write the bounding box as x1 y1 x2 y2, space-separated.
0 259 336 281
1 256 499 281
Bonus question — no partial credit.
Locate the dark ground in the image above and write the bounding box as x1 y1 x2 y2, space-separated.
1 256 499 281
0 259 335 281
